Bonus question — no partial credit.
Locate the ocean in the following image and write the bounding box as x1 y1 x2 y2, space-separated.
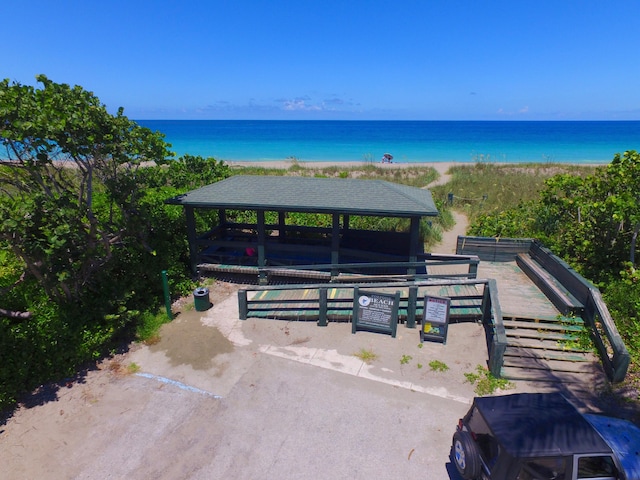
136 120 640 164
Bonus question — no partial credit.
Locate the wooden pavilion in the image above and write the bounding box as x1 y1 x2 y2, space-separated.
166 175 440 281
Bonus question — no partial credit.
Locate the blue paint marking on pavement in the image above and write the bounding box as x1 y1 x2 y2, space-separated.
136 372 222 399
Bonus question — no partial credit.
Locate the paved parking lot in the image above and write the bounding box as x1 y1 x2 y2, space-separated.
0 288 558 479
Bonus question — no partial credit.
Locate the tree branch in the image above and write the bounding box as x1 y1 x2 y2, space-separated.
0 308 32 320
631 223 639 266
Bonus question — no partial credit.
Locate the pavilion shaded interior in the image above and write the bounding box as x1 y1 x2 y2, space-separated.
166 175 440 277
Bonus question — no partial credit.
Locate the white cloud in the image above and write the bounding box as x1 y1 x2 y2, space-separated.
496 106 530 116
282 98 322 111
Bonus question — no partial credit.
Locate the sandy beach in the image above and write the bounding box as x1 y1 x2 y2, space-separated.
226 159 462 173
226 160 466 187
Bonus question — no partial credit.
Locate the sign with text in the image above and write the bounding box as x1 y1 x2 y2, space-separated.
352 288 400 338
421 295 451 344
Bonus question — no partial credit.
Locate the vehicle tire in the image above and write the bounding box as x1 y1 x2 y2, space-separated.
452 431 482 480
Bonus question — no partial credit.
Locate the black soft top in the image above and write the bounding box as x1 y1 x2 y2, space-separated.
473 393 612 458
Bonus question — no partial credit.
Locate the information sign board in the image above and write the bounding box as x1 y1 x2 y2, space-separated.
352 288 400 338
421 295 451 344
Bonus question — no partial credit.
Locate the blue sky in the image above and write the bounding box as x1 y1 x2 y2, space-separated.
4 0 640 120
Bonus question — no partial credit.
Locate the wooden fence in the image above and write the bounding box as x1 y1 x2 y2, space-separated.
201 252 480 285
237 278 508 378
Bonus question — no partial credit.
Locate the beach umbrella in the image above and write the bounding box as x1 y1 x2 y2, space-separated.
384 153 393 160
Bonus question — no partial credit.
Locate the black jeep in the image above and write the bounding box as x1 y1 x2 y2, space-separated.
452 393 640 480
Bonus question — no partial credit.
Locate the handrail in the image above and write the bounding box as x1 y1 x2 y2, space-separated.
201 254 481 283
260 257 479 280
482 279 507 377
528 241 630 382
584 287 630 383
457 235 631 382
238 278 506 376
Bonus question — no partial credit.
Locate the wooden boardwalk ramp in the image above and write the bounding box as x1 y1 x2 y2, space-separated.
477 261 606 386
500 314 605 385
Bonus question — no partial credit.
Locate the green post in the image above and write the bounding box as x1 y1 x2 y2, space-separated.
407 286 417 329
318 287 328 327
351 287 360 334
161 270 172 320
238 290 248 320
469 259 479 279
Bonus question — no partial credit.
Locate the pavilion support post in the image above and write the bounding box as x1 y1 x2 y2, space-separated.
257 210 267 285
408 216 421 277
331 213 340 278
278 211 286 241
185 206 198 275
217 208 228 242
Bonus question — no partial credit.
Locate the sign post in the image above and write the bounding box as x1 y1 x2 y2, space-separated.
352 288 400 338
421 295 451 344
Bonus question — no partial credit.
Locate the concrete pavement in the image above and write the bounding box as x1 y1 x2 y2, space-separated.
118 290 527 479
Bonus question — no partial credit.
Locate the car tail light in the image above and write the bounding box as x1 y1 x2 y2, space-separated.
458 419 479 440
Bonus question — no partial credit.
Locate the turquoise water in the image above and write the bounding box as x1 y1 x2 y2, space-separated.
136 120 640 164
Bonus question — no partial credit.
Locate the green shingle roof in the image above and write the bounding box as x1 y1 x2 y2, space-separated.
167 175 439 217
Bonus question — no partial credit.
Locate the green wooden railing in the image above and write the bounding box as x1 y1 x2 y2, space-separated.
528 241 630 383
457 236 630 383
200 253 480 284
237 278 508 378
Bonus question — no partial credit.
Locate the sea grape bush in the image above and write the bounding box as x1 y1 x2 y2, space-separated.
0 76 231 410
468 150 640 382
602 263 640 366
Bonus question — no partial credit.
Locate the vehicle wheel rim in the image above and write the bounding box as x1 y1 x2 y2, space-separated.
454 440 466 469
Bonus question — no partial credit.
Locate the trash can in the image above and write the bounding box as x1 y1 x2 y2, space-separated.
193 287 211 311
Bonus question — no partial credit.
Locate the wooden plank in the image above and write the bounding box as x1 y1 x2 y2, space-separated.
500 366 594 383
504 328 578 342
456 236 533 261
477 261 562 319
516 254 584 315
503 315 584 325
199 263 258 274
502 355 600 374
506 338 592 353
502 319 584 332
431 284 484 317
529 242 593 303
504 346 593 362
267 268 332 280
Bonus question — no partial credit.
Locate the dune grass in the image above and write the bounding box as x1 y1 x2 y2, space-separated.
228 160 597 248
230 160 439 188
429 162 598 225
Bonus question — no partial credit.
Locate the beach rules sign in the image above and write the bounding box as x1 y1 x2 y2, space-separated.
352 288 400 338
421 295 451 344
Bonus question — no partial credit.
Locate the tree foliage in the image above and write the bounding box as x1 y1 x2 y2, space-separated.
0 75 171 302
0 77 234 410
470 151 640 281
536 151 640 279
468 151 640 377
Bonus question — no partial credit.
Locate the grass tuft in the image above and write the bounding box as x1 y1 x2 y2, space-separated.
464 364 514 396
429 360 449 372
354 348 378 364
